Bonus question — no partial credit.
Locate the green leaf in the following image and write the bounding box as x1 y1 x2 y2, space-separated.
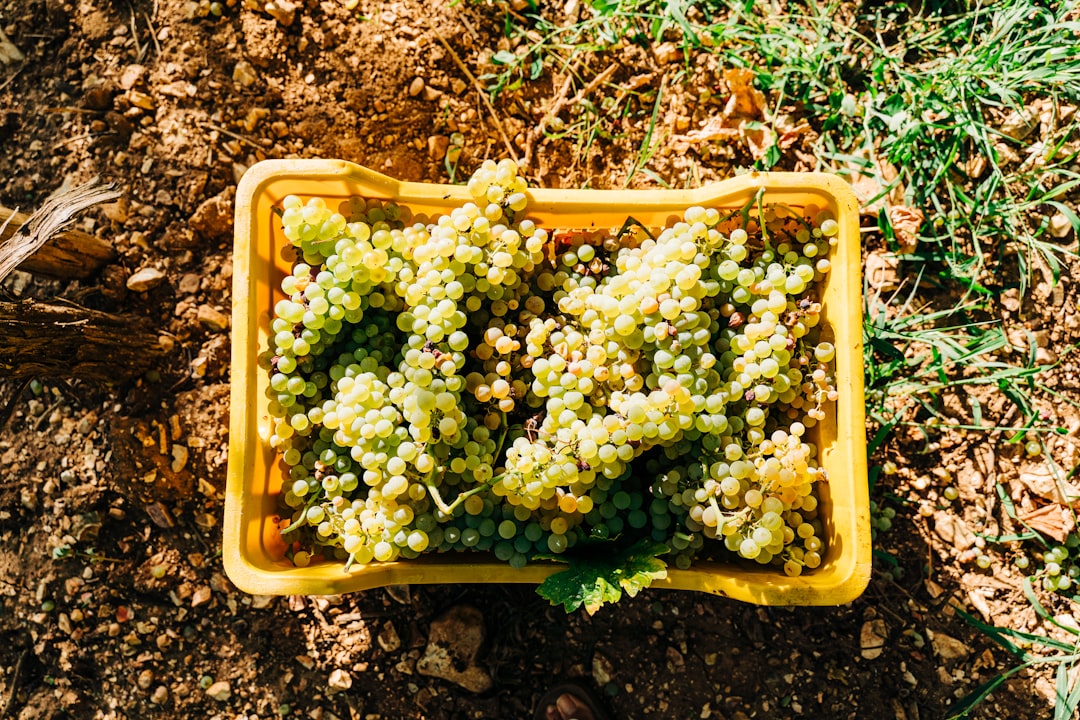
491 50 518 66
536 539 669 614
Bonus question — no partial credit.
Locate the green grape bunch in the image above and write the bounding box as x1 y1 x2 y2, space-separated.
262 159 840 578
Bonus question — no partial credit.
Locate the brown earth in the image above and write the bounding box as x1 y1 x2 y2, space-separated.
2 0 1079 718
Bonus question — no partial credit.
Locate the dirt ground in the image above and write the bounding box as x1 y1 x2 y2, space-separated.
2 0 1079 718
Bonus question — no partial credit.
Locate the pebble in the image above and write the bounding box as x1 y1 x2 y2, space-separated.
653 42 681 64
251 595 275 609
264 0 297 26
119 64 146 90
427 135 450 160
191 585 212 607
150 686 169 705
137 669 155 690
171 444 189 473
127 267 167 292
206 680 232 701
178 273 201 295
197 305 230 331
1049 212 1073 239
327 669 352 695
930 631 972 661
233 60 258 88
408 77 425 97
189 193 233 239
416 605 492 693
999 107 1038 140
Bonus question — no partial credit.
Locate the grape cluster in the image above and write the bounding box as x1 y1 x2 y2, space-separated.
264 159 840 578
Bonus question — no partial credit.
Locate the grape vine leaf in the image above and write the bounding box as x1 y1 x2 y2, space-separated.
536 539 669 615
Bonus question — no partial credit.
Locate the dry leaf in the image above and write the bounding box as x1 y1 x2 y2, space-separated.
1018 503 1076 544
933 511 976 550
681 116 741 143
888 205 925 253
0 27 23 65
722 68 767 119
1018 465 1080 506
865 249 900 292
739 120 774 161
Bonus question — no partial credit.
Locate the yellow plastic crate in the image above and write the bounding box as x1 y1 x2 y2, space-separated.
224 159 870 606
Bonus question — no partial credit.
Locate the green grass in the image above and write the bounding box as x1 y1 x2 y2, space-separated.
478 0 1080 713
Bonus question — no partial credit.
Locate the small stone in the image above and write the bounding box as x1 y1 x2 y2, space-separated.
137 669 155 690
422 86 442 102
653 42 681 64
427 135 450 160
264 0 297 26
251 595 275 610
197 305 230 332
171 445 189 473
1036 346 1058 365
295 655 315 670
327 669 352 695
1049 212 1073 239
408 77 425 97
126 267 166 292
119 65 146 90
178 273 201 295
861 619 887 659
191 585 212 607
150 686 169 705
232 60 258 88
129 90 155 110
206 680 231 701
102 198 129 222
1000 107 1037 140
190 193 233 239
377 621 402 652
930 631 972 661
145 501 175 528
82 84 114 111
451 79 467 95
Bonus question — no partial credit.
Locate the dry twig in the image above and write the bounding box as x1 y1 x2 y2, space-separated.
0 178 121 284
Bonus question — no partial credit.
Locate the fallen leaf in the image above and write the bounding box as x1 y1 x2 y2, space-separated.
1018 464 1080 505
722 68 767 119
887 205 925 253
1018 503 1076 543
865 250 900 292
680 116 741 143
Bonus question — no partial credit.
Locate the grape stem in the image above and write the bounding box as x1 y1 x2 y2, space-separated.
280 496 322 535
425 412 510 515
